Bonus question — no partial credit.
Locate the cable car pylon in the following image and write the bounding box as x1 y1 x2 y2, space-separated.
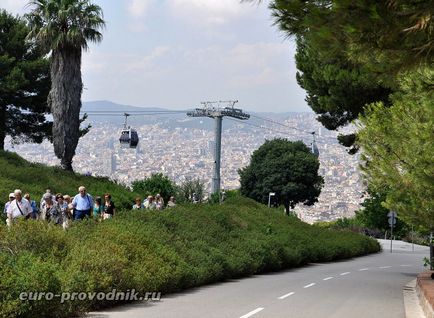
311 131 319 157
187 101 250 194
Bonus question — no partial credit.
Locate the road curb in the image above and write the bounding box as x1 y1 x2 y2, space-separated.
404 279 425 318
416 272 434 318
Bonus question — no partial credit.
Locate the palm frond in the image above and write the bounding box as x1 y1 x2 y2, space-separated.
26 0 105 51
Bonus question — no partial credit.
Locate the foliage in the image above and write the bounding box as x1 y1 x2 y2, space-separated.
329 0 434 75
264 0 432 77
0 151 138 210
357 68 434 230
239 139 323 214
176 178 206 203
355 188 408 237
295 36 392 152
0 196 380 317
26 0 105 53
131 173 177 204
0 10 51 150
26 0 105 171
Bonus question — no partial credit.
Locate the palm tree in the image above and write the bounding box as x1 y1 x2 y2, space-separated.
26 0 105 171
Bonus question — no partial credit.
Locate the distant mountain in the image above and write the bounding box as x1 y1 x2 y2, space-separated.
82 100 170 113
82 100 187 126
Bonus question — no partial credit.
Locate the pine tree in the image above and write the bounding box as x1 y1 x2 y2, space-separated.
0 10 51 150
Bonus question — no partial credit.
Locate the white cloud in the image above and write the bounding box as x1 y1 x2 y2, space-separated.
169 0 258 25
124 0 154 32
126 0 152 18
179 42 293 88
83 46 171 75
172 0 242 15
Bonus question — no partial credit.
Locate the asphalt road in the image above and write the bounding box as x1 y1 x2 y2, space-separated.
89 240 429 318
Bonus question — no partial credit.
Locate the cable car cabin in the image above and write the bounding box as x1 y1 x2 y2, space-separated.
119 128 139 149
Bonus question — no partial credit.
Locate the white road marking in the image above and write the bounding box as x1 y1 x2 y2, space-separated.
359 268 369 271
340 272 350 276
240 307 264 318
278 292 295 300
379 266 392 269
400 264 413 267
323 277 334 281
304 283 316 288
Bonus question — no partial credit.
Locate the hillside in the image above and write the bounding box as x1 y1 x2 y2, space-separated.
0 152 380 317
0 150 138 210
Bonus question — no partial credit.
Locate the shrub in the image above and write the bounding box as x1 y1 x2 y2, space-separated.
131 173 177 204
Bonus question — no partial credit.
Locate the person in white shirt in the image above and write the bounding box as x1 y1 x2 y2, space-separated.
72 186 93 220
6 189 33 226
3 193 15 214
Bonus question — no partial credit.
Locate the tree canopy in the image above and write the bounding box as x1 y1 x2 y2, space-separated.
355 188 408 236
239 139 323 214
294 36 392 152
0 10 51 150
264 0 433 74
357 68 434 230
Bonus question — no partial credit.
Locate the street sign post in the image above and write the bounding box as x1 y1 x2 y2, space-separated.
388 211 397 253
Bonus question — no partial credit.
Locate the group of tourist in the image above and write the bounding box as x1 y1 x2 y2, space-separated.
2 186 116 228
2 186 178 228
132 194 176 210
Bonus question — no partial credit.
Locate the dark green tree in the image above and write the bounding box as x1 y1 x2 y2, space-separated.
329 0 433 76
295 36 392 152
176 178 206 203
132 173 177 204
26 0 105 171
355 188 407 236
357 68 434 230
0 10 51 150
255 0 432 74
239 139 324 214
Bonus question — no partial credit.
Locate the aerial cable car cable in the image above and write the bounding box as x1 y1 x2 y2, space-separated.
248 114 338 142
226 117 326 157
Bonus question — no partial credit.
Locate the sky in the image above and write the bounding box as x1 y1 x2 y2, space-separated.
1 0 311 112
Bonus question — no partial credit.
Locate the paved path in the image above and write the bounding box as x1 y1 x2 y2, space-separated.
89 239 429 318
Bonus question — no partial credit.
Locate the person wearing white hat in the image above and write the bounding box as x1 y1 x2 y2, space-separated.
6 189 32 226
3 193 15 219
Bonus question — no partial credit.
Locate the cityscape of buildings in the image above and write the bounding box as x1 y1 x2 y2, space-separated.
5 110 365 224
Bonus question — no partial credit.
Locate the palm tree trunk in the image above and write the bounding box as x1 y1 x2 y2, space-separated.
49 48 82 171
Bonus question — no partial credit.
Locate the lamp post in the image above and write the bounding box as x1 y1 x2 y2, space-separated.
268 192 276 208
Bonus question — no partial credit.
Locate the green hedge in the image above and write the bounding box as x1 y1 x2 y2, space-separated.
0 196 380 317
